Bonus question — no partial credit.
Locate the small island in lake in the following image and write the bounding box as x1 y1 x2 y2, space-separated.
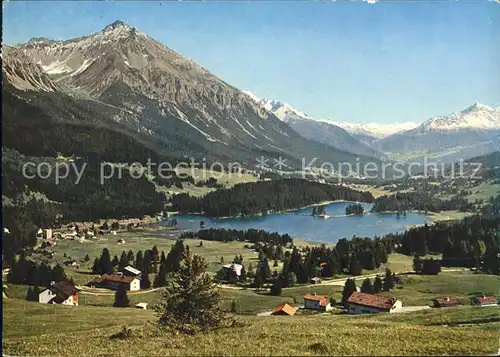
345 203 365 215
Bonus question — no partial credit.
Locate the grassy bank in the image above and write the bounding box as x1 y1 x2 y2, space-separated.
3 298 498 356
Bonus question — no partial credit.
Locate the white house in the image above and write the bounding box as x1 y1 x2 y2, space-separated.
222 263 243 277
89 273 140 291
303 293 333 311
347 292 402 314
39 281 79 306
135 302 148 310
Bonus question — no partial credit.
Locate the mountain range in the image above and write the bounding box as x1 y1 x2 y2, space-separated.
243 90 500 164
3 20 380 172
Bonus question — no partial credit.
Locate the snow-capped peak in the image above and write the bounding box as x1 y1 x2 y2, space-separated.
103 20 131 32
331 121 419 138
242 90 262 103
243 90 312 121
420 102 500 131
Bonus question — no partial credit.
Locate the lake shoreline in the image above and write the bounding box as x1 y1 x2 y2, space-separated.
166 199 361 221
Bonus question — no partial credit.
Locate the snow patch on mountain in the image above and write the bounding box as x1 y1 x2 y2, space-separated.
243 91 312 121
419 102 500 132
332 121 419 139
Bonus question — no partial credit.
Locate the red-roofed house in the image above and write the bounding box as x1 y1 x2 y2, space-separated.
347 292 402 314
433 297 461 308
89 273 140 291
470 296 498 307
303 293 332 311
271 303 296 316
39 280 79 306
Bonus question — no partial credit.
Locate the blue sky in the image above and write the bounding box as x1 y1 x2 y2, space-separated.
3 1 499 124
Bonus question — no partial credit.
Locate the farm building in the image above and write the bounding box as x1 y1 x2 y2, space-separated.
39 280 79 306
122 265 141 278
89 273 140 291
271 303 296 316
433 297 461 308
221 263 243 277
135 302 148 310
470 296 498 307
347 292 402 314
303 293 332 311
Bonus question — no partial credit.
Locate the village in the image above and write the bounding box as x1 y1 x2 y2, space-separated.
5 219 497 319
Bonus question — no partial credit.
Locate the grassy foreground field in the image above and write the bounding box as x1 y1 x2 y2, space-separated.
3 298 499 356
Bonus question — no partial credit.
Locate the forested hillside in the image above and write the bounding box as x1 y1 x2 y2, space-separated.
170 178 375 217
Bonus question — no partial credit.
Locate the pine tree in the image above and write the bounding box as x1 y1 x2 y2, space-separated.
360 278 373 294
270 279 283 296
287 272 297 287
127 250 135 263
91 258 100 274
383 269 395 291
26 286 34 301
230 300 237 313
51 263 66 282
373 275 383 293
140 269 151 289
349 256 363 276
99 248 113 274
413 255 423 274
160 251 166 264
154 262 168 288
118 251 129 271
112 255 119 268
113 284 130 308
135 251 143 270
84 254 90 262
154 247 232 334
341 278 357 306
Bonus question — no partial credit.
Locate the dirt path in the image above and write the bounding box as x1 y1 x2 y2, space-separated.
76 286 162 296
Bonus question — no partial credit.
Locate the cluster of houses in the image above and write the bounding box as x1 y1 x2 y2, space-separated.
36 265 148 308
269 291 499 316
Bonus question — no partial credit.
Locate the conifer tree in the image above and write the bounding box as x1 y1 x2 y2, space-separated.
91 258 100 274
270 279 283 296
118 251 129 271
373 275 383 293
113 284 130 307
98 248 113 274
349 256 363 276
360 278 373 294
154 247 232 334
341 278 357 306
383 269 395 291
127 250 135 263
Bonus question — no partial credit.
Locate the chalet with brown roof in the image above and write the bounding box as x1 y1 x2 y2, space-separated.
433 297 461 308
347 292 402 314
89 272 140 291
271 303 296 316
39 280 79 306
470 295 498 307
303 293 332 311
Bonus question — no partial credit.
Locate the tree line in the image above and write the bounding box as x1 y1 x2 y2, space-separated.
371 191 473 213
170 178 375 217
345 203 364 215
7 253 67 287
181 228 293 246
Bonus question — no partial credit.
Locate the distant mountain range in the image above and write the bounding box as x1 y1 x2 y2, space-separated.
243 91 385 159
373 102 500 163
243 90 500 164
3 20 379 171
